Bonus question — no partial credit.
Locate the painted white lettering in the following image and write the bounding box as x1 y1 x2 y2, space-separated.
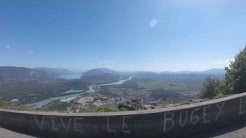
50 116 58 130
34 115 45 130
60 118 72 132
179 110 188 127
203 106 211 124
74 118 85 132
163 112 174 133
190 108 200 125
216 102 225 121
122 116 131 134
107 117 116 132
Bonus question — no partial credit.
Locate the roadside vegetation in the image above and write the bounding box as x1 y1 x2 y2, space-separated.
201 46 246 99
0 101 28 110
85 105 120 112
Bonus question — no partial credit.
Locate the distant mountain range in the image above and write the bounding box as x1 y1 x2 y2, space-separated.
83 68 225 76
82 68 121 76
81 68 122 84
160 69 226 75
35 67 84 79
0 66 58 81
0 66 226 82
35 67 76 75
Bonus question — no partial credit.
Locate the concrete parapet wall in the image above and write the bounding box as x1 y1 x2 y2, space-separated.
1 93 246 138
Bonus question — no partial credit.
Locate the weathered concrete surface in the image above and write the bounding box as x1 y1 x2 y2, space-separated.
1 92 246 138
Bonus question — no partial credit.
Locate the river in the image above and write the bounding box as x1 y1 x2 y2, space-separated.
25 77 132 108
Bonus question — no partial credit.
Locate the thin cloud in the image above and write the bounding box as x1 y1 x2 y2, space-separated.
149 19 158 28
173 0 225 3
96 59 115 69
26 51 36 54
98 60 111 63
5 45 11 50
102 60 110 63
213 58 234 67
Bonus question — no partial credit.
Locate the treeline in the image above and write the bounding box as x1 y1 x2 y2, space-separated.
201 46 246 99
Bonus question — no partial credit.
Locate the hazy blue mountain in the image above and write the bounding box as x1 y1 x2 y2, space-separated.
81 68 225 81
128 71 158 77
160 71 193 74
81 68 122 84
1 66 225 82
35 67 75 75
82 68 121 76
35 67 84 79
201 69 226 75
160 68 225 75
0 66 57 81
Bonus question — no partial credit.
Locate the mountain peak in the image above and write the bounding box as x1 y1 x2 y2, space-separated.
83 68 120 76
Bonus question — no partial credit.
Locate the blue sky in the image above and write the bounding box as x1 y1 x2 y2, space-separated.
0 0 246 71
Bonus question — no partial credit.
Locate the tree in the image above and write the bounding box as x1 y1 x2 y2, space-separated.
225 46 246 94
200 76 221 99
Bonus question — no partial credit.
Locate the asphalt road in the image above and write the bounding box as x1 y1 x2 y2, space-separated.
206 124 246 138
190 123 246 138
0 127 36 138
214 126 246 138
